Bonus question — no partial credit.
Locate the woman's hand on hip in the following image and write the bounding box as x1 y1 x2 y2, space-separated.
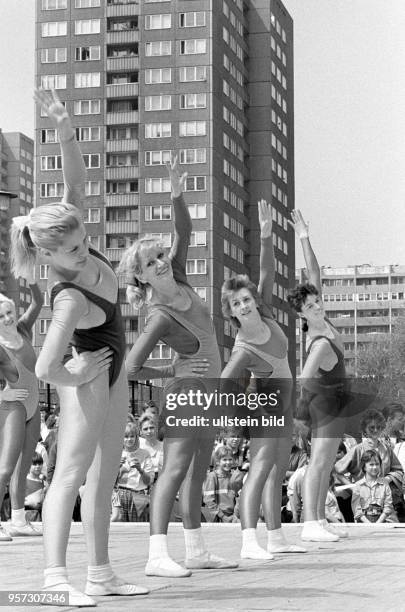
173 358 210 377
65 346 113 385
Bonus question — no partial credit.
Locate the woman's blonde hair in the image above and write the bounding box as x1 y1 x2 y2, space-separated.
117 236 165 310
0 293 14 309
10 203 83 279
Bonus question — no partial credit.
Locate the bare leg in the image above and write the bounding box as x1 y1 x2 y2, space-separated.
0 403 26 511
179 436 214 529
10 409 40 510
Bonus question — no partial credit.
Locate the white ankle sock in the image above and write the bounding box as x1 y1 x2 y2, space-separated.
149 534 169 561
11 508 26 526
44 567 68 588
242 528 258 547
184 527 206 559
87 562 114 583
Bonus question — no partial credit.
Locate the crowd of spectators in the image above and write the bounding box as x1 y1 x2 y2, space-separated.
2 400 405 527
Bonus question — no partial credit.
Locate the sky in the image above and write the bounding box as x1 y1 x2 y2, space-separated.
0 0 404 268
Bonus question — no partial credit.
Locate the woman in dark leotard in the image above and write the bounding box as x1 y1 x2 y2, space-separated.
221 200 305 559
10 90 148 606
119 157 237 578
287 209 348 543
0 282 42 541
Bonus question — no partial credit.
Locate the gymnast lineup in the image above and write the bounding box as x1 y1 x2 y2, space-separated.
0 89 352 605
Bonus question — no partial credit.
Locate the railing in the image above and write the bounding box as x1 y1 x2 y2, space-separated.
105 165 139 180
106 30 139 45
107 3 140 18
106 56 139 71
105 220 139 234
106 138 139 152
105 82 139 97
105 193 139 207
106 110 139 125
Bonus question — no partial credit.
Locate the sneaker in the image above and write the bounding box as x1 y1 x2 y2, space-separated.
0 525 12 542
145 557 192 578
85 578 149 597
301 523 339 542
7 522 42 537
322 522 348 539
43 584 96 607
240 544 274 560
185 552 238 569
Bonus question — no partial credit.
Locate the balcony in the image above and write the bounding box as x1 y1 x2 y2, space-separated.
124 331 139 344
105 165 139 180
105 220 139 235
106 30 139 45
105 247 127 262
105 193 139 207
106 82 138 98
106 110 139 125
106 56 139 71
106 138 139 153
121 303 136 317
107 3 140 18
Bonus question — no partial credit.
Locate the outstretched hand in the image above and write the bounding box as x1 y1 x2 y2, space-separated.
258 199 273 238
34 88 73 140
288 209 309 239
165 155 188 198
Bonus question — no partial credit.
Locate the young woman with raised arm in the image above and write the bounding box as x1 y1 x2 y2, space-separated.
221 200 306 559
287 209 348 542
10 89 148 606
119 158 238 578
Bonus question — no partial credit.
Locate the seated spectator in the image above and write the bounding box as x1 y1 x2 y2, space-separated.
352 450 398 523
286 422 309 480
335 408 405 521
287 460 308 523
35 438 49 478
382 402 405 446
202 446 239 523
42 413 59 453
325 472 345 524
25 453 47 522
112 423 153 522
139 414 163 483
333 441 354 522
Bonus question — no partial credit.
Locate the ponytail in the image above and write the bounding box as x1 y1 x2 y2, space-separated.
10 216 37 280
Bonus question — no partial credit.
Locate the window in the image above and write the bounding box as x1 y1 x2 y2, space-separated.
145 95 171 111
75 19 101 35
85 181 101 196
75 72 101 88
145 40 171 56
83 208 100 223
145 14 171 30
150 343 172 360
185 176 206 191
75 0 100 7
144 205 171 221
107 181 138 194
193 287 207 301
145 68 171 84
187 203 206 219
40 183 64 198
39 319 51 335
40 155 62 171
186 259 206 275
149 233 172 248
88 235 101 249
42 0 67 8
179 148 206 164
179 66 207 82
179 121 206 137
40 74 67 89
41 47 67 63
190 231 206 247
145 123 171 138
75 46 101 61
107 126 138 140
75 126 100 141
42 22 67 36
82 154 100 169
180 39 207 55
179 11 206 27
107 153 138 167
145 178 171 193
41 128 58 144
179 93 207 109
145 150 171 166
73 99 100 115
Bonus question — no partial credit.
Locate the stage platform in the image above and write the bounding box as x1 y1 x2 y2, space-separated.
0 522 404 611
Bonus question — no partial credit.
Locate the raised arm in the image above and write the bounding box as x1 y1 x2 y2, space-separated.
34 89 86 209
35 289 112 386
166 156 190 282
289 210 322 294
257 199 276 314
18 282 44 337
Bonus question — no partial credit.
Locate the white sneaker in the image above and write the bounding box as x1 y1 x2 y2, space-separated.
301 523 339 542
7 522 42 537
185 552 238 569
43 584 96 607
241 544 274 560
85 577 149 596
321 521 348 539
145 557 191 578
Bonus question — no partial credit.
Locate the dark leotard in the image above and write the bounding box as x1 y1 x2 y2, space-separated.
50 248 125 387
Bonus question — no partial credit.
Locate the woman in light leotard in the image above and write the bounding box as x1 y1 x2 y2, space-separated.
287 209 348 542
221 200 306 558
0 281 42 541
119 157 238 578
10 89 148 606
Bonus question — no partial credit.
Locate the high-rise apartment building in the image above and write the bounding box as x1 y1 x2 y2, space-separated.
35 0 295 405
296 265 405 375
0 130 34 314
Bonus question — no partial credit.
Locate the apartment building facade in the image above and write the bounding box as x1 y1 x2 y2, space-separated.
35 0 295 406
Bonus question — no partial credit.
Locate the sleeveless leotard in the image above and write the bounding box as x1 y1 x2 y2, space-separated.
50 248 126 387
0 324 39 421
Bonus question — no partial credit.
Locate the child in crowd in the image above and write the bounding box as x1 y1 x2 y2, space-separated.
112 423 153 522
138 414 163 483
203 447 239 523
352 450 398 523
24 453 47 521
